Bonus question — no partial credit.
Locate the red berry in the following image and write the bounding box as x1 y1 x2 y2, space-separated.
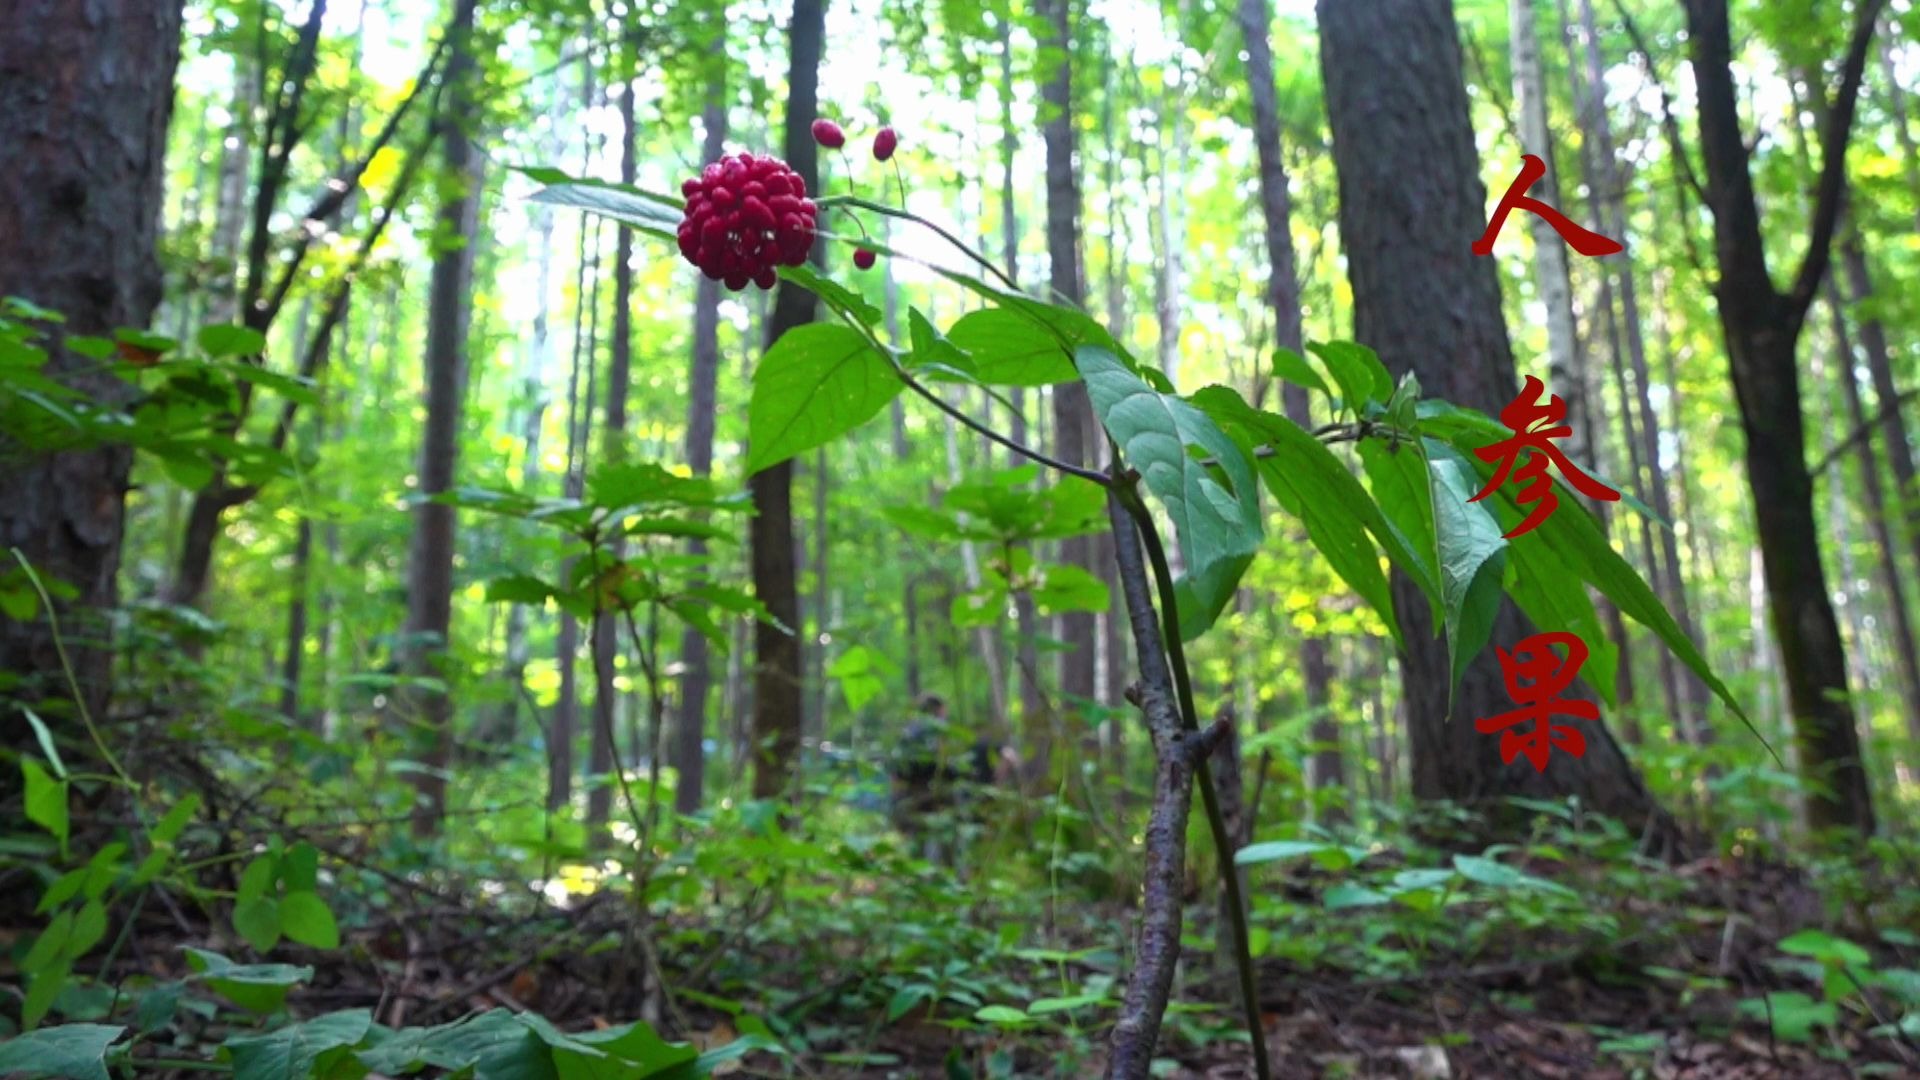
677 152 818 291
811 119 846 149
873 126 898 162
853 248 877 270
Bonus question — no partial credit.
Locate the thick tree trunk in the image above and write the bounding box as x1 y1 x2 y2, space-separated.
403 0 480 836
749 0 824 801
1318 0 1666 832
0 0 185 792
1038 0 1100 763
1682 0 1878 833
673 82 726 816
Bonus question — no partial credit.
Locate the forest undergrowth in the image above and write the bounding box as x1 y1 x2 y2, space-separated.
10 714 1918 1079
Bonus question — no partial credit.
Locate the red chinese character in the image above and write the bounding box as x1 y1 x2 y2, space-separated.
1476 631 1598 773
1470 375 1620 538
1472 154 1624 257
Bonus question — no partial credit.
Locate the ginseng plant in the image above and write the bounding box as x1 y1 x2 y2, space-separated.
527 115 1750 1080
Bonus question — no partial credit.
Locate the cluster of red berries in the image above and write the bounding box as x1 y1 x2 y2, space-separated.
676 152 818 291
675 120 901 289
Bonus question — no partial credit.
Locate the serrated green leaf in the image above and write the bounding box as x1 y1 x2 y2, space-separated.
1078 346 1261 641
746 324 899 474
0 1023 125 1080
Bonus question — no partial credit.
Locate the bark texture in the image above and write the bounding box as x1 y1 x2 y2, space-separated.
748 0 824 801
1682 0 1881 832
0 0 185 798
1318 0 1665 831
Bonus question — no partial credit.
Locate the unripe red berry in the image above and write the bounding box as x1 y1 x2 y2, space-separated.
811 119 846 149
873 126 898 162
676 152 818 292
853 248 877 270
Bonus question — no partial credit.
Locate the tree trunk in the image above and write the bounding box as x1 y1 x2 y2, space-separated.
749 0 824 802
588 65 641 828
1682 0 1879 833
1836 231 1920 579
1317 0 1667 832
1038 0 1100 762
402 0 480 836
1238 0 1342 819
674 79 726 816
0 0 184 795
1569 0 1710 743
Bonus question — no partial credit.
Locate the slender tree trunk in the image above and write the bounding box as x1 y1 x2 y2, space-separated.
1318 0 1668 833
674 78 726 816
1239 0 1342 818
1573 0 1711 743
1682 0 1880 832
403 0 480 836
588 64 640 827
806 449 832 742
749 0 824 801
1836 231 1920 577
1824 282 1920 736
1038 0 1100 763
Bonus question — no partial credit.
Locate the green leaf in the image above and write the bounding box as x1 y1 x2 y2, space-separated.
196 324 267 357
182 948 310 1014
1271 346 1330 399
527 172 682 241
487 575 556 605
23 757 68 853
150 793 201 847
1193 387 1419 645
565 1016 702 1077
1077 346 1262 641
279 891 340 949
886 985 931 1022
225 1008 371 1080
0 1023 125 1080
1421 416 1760 746
23 708 66 777
907 309 972 373
945 309 1078 385
38 868 87 915
1450 854 1575 897
1029 563 1110 615
1307 341 1391 413
1026 993 1108 1015
1426 440 1509 694
973 1005 1029 1026
63 899 107 960
1735 991 1835 1043
281 843 319 891
233 897 282 953
827 644 894 714
778 263 882 326
237 854 277 905
745 324 899 474
1323 884 1390 909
